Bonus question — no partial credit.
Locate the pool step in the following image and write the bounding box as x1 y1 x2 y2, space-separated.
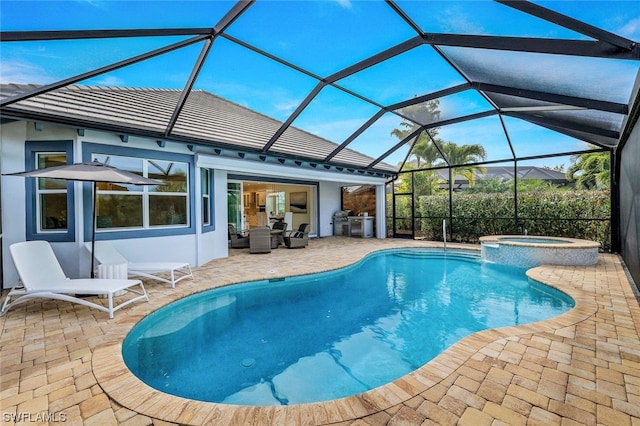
394 251 479 261
140 294 237 339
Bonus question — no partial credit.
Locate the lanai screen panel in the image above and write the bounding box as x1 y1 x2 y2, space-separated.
191 37 319 124
394 0 587 38
395 90 494 127
501 116 600 160
401 128 460 172
0 1 234 30
1 0 638 177
0 36 198 87
224 0 414 77
486 92 626 149
272 85 381 160
507 109 625 147
333 111 412 169
432 116 514 165
441 47 638 105
535 1 639 38
336 45 468 106
175 38 320 150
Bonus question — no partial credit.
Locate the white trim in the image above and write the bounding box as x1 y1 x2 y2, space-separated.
195 154 388 185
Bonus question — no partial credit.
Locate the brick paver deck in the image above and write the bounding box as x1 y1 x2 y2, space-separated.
1 237 639 425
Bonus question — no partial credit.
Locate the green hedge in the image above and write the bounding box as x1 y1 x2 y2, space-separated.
407 190 610 251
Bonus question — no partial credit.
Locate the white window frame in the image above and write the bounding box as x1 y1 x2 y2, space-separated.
93 154 190 232
35 151 68 234
201 168 211 227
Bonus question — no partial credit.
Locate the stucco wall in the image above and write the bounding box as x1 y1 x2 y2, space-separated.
319 181 343 237
1 120 388 288
0 121 213 287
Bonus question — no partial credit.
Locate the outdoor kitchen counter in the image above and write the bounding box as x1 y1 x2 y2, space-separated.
348 216 374 238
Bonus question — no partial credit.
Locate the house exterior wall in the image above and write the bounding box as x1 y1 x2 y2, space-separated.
195 153 389 239
1 120 388 289
319 181 343 237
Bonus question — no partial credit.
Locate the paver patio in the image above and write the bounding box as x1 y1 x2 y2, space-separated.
1 237 639 425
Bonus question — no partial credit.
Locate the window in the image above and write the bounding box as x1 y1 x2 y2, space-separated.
92 154 189 231
201 168 211 227
25 141 75 242
35 152 68 232
266 191 286 216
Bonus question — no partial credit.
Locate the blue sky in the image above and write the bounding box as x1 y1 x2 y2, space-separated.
1 0 639 169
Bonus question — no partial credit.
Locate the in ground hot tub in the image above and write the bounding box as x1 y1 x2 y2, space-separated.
480 235 600 268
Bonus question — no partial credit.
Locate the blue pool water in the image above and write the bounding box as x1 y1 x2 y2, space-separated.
123 249 574 406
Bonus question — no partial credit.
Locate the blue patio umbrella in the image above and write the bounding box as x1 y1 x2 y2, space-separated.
4 160 165 277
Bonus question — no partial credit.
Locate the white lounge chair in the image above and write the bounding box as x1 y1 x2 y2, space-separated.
87 241 193 288
1 240 148 319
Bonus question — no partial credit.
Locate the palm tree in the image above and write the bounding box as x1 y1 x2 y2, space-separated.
438 141 487 187
412 137 443 167
566 150 610 189
391 100 441 168
390 101 486 189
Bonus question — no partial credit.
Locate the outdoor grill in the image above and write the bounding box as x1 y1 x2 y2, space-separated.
333 210 350 236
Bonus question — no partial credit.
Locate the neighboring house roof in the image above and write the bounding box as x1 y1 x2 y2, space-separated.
478 166 568 183
434 166 569 188
0 83 397 174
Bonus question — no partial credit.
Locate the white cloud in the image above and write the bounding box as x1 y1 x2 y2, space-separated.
437 7 486 35
618 17 640 39
92 75 125 86
273 99 301 114
74 0 107 9
332 0 352 9
0 60 52 84
301 116 368 142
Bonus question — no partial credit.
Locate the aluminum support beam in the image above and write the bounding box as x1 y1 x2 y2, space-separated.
475 82 628 114
0 28 214 41
424 33 639 60
0 35 208 107
504 111 620 140
165 38 214 137
496 0 636 51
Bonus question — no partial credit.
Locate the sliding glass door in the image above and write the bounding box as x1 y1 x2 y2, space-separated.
227 182 242 231
228 179 316 235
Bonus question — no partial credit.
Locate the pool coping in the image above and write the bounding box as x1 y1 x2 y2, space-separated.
479 235 601 249
92 244 602 425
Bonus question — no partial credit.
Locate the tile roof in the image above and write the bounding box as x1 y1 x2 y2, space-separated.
0 83 398 173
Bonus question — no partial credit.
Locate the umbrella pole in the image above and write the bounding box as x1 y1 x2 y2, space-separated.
90 182 97 279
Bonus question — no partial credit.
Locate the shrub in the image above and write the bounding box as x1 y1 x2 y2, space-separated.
412 190 610 251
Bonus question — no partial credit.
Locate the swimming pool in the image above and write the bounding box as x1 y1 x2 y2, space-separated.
122 248 573 406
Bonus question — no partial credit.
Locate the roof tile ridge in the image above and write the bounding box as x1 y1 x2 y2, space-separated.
65 85 188 94
189 90 346 146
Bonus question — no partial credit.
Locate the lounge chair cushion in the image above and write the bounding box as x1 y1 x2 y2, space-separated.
2 240 148 319
88 241 193 288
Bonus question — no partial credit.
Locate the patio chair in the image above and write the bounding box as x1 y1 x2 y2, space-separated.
271 221 288 247
285 223 310 249
1 240 148 319
229 224 250 249
250 226 272 254
87 242 193 288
